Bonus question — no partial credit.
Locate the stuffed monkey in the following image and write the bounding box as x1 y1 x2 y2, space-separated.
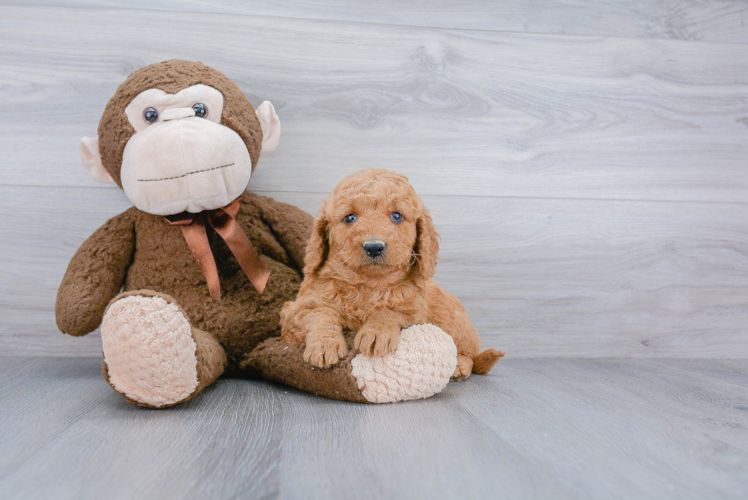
58 60 459 407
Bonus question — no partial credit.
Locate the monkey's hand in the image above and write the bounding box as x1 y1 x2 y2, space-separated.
56 210 136 337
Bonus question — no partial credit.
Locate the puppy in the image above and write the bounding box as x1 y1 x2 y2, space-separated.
280 168 503 380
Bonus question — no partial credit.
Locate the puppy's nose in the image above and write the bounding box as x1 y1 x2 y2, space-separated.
363 239 386 258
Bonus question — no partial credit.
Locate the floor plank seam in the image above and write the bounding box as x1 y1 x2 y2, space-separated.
4 183 748 207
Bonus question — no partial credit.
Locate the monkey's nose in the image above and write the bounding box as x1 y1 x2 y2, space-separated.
363 240 386 258
161 107 196 121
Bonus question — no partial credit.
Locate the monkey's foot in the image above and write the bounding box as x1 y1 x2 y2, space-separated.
350 324 457 403
244 324 457 404
101 292 199 408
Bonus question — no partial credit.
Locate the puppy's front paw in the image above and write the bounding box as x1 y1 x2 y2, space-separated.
354 324 400 357
451 355 474 381
303 335 349 368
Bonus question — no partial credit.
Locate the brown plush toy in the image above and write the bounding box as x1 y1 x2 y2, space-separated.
58 60 464 407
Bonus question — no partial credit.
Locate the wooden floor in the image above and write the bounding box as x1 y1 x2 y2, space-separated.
1 357 747 500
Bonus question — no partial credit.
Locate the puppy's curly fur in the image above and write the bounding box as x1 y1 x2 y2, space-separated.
280 168 503 380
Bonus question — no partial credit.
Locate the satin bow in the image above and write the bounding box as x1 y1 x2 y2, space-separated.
166 198 270 300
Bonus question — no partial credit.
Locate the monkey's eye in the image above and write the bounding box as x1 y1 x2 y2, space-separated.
192 103 208 118
390 212 403 223
344 214 357 224
143 107 159 124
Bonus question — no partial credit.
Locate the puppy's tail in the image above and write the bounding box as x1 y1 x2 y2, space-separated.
472 349 505 375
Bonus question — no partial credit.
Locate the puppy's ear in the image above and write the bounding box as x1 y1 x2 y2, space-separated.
412 209 440 281
303 211 330 276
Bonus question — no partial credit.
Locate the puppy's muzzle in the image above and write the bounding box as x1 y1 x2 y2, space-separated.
363 239 386 258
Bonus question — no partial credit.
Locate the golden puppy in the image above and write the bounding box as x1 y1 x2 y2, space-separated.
280 168 503 380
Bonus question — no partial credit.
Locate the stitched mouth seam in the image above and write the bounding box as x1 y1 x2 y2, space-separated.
137 163 234 182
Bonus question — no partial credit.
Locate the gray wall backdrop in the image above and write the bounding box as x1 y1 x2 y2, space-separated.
1 1 747 358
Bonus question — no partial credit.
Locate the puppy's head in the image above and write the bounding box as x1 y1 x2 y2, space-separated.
304 168 439 282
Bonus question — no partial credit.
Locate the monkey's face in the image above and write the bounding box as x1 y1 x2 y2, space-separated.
80 60 281 217
121 84 251 215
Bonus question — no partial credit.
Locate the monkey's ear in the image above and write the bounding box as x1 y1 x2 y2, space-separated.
79 137 114 183
255 101 281 154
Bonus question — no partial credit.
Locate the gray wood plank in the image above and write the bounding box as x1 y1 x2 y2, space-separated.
0 357 283 500
3 186 747 359
458 358 748 499
1 357 747 499
2 6 748 203
4 0 748 44
275 378 577 500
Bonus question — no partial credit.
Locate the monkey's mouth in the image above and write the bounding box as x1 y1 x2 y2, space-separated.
137 163 234 182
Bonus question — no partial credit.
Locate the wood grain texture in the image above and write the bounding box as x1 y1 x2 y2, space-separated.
1 357 747 499
1 4 746 359
4 0 748 44
3 187 747 358
1 6 748 202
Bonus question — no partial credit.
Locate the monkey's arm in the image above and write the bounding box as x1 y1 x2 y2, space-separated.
56 210 136 336
245 191 313 272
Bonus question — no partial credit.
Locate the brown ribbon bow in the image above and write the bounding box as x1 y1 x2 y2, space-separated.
166 198 270 300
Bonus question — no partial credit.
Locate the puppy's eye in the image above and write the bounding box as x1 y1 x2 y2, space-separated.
390 212 403 223
143 107 159 124
192 103 208 118
344 214 357 224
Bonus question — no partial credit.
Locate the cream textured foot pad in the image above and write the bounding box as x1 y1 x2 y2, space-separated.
350 324 458 404
101 295 198 407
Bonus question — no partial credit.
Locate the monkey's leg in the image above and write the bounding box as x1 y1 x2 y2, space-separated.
101 290 226 408
242 324 457 403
